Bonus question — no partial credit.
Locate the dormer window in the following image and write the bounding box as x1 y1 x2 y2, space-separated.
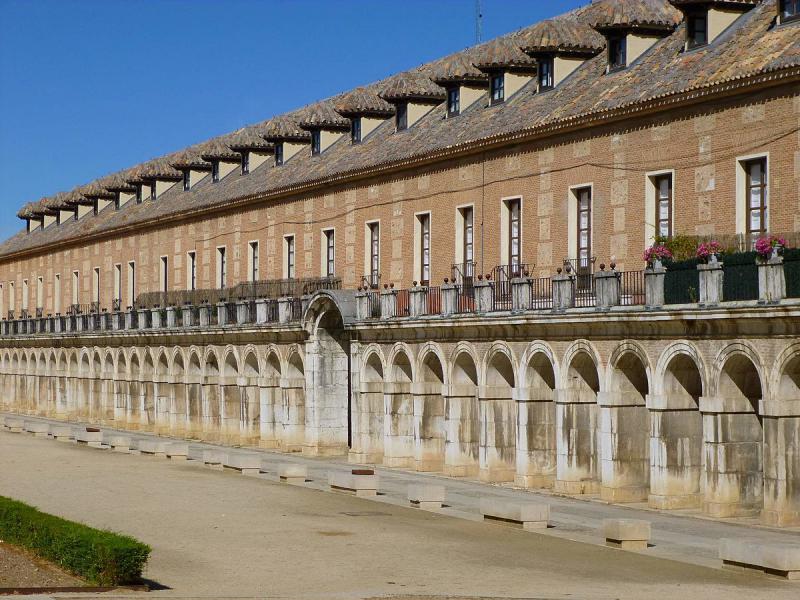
241 151 250 175
538 57 554 91
447 88 460 117
311 130 321 155
135 185 143 203
782 0 800 22
274 143 284 166
93 199 99 215
490 73 505 104
687 10 708 48
211 162 220 183
351 118 361 144
608 35 627 71
73 208 78 220
183 171 190 191
396 103 408 131
150 184 157 200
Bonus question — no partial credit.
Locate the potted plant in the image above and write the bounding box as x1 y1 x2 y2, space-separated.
754 235 787 261
696 240 723 264
643 244 672 269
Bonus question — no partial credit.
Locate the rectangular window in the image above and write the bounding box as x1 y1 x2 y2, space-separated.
508 198 521 271
160 256 168 293
217 247 227 289
608 35 627 70
72 271 79 306
538 57 554 90
211 162 220 183
462 206 474 270
187 251 197 290
369 222 380 288
418 213 431 285
285 236 296 279
324 229 335 277
113 264 121 308
576 187 592 268
241 151 250 175
249 241 260 282
447 87 460 116
745 157 768 238
150 183 157 200
8 281 14 313
183 170 191 191
127 262 136 308
136 185 143 203
274 143 284 166
782 0 800 22
396 103 408 131
311 130 321 155
687 10 708 48
22 279 29 312
655 174 673 239
490 73 505 104
92 267 100 304
54 274 60 314
93 199 99 216
36 276 43 310
351 118 362 144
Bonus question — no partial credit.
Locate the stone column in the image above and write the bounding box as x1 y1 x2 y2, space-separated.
443 384 480 477
699 395 763 517
201 378 221 442
113 379 128 424
302 335 350 457
594 267 621 309
127 378 142 430
354 291 369 321
382 381 414 468
511 277 532 311
350 381 384 463
170 380 188 438
280 377 306 452
552 271 575 311
698 260 723 306
198 305 211 327
514 385 556 488
478 385 517 483
758 254 786 304
554 386 599 494
646 393 703 509
408 286 427 318
166 306 176 328
474 279 493 313
380 287 397 319
258 377 281 449
240 380 261 446
220 378 242 444
182 304 195 327
597 390 650 502
278 298 292 324
412 381 446 471
645 261 666 308
154 381 171 434
216 302 228 327
184 377 203 438
441 284 457 316
761 397 800 526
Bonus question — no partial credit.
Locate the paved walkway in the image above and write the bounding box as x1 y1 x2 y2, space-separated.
2 413 799 599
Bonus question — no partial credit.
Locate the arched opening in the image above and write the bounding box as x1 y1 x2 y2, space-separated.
556 350 600 495
414 351 446 472
352 352 385 463
517 351 557 488
171 353 187 438
128 353 141 429
445 351 480 477
281 351 306 452
240 352 261 446
779 355 800 399
260 351 282 449
186 352 203 439
602 351 650 503
706 353 763 517
142 352 156 430
153 352 170 433
202 352 220 442
650 352 704 509
480 350 517 483
221 352 241 444
115 352 128 426
79 353 90 420
383 349 415 468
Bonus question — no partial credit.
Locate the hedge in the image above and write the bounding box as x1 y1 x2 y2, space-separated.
0 495 150 586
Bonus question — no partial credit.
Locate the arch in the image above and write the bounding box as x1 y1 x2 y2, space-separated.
223 348 239 378
713 342 766 402
451 348 479 386
482 342 517 388
242 348 260 378
608 342 650 401
103 350 115 377
265 349 282 380
776 344 800 401
187 347 202 376
204 350 220 377
418 343 446 385
156 349 170 377
116 349 128 376
286 349 304 379
388 344 414 383
79 350 90 376
361 345 385 383
172 351 185 376
523 342 557 392
655 342 706 403
92 349 103 376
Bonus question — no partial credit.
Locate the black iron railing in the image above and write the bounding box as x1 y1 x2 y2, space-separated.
365 291 380 319
396 289 410 317
785 249 800 298
454 284 475 313
362 273 381 290
451 261 476 285
664 258 701 304
490 263 532 311
426 286 442 315
290 298 304 321
619 270 646 306
531 277 553 310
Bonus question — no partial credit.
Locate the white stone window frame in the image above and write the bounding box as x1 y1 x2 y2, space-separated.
644 169 676 247
567 183 594 264
321 227 335 278
413 211 432 285
186 251 197 291
363 220 381 287
283 235 296 280
159 256 168 294
216 246 227 289
500 195 523 268
454 202 476 269
247 240 260 283
735 152 769 240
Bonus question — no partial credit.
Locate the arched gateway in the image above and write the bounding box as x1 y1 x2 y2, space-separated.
301 290 357 456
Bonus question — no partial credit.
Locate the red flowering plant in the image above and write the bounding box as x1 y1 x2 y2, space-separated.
696 240 723 262
642 244 672 267
754 235 787 260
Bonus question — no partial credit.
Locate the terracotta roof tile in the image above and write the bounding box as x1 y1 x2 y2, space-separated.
262 112 312 142
334 86 396 117
379 67 447 103
298 100 351 130
518 18 606 56
588 0 682 31
472 34 538 72
228 125 274 152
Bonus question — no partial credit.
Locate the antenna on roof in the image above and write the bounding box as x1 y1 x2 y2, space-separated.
475 0 483 44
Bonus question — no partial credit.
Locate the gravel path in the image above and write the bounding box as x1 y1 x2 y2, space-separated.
0 542 84 588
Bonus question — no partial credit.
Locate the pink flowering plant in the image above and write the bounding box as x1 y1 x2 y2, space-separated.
643 244 672 265
754 235 787 259
696 240 723 261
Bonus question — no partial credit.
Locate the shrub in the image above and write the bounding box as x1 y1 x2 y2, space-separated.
0 495 150 586
656 234 697 261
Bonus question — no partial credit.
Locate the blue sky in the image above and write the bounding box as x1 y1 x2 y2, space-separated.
0 0 585 241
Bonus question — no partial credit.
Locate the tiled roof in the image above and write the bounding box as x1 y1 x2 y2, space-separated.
3 0 799 259
379 67 447 103
103 171 137 193
228 125 274 153
199 137 241 162
587 0 682 31
262 112 312 142
518 18 606 56
472 34 538 72
82 178 116 199
670 0 760 7
334 86 396 118
170 145 214 170
430 50 489 85
298 100 350 131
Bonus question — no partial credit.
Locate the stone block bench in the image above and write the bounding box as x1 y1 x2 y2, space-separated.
137 439 169 457
51 425 74 442
75 428 105 448
24 421 50 437
408 484 446 509
107 435 132 453
224 453 262 476
278 464 308 484
166 443 189 460
4 417 24 433
479 498 550 530
328 469 378 497
720 538 800 580
602 519 651 550
202 450 225 470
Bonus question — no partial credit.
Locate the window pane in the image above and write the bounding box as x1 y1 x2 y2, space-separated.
749 210 761 231
659 200 670 220
580 231 588 247
658 177 670 198
579 212 588 229
749 188 762 208
749 161 762 185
